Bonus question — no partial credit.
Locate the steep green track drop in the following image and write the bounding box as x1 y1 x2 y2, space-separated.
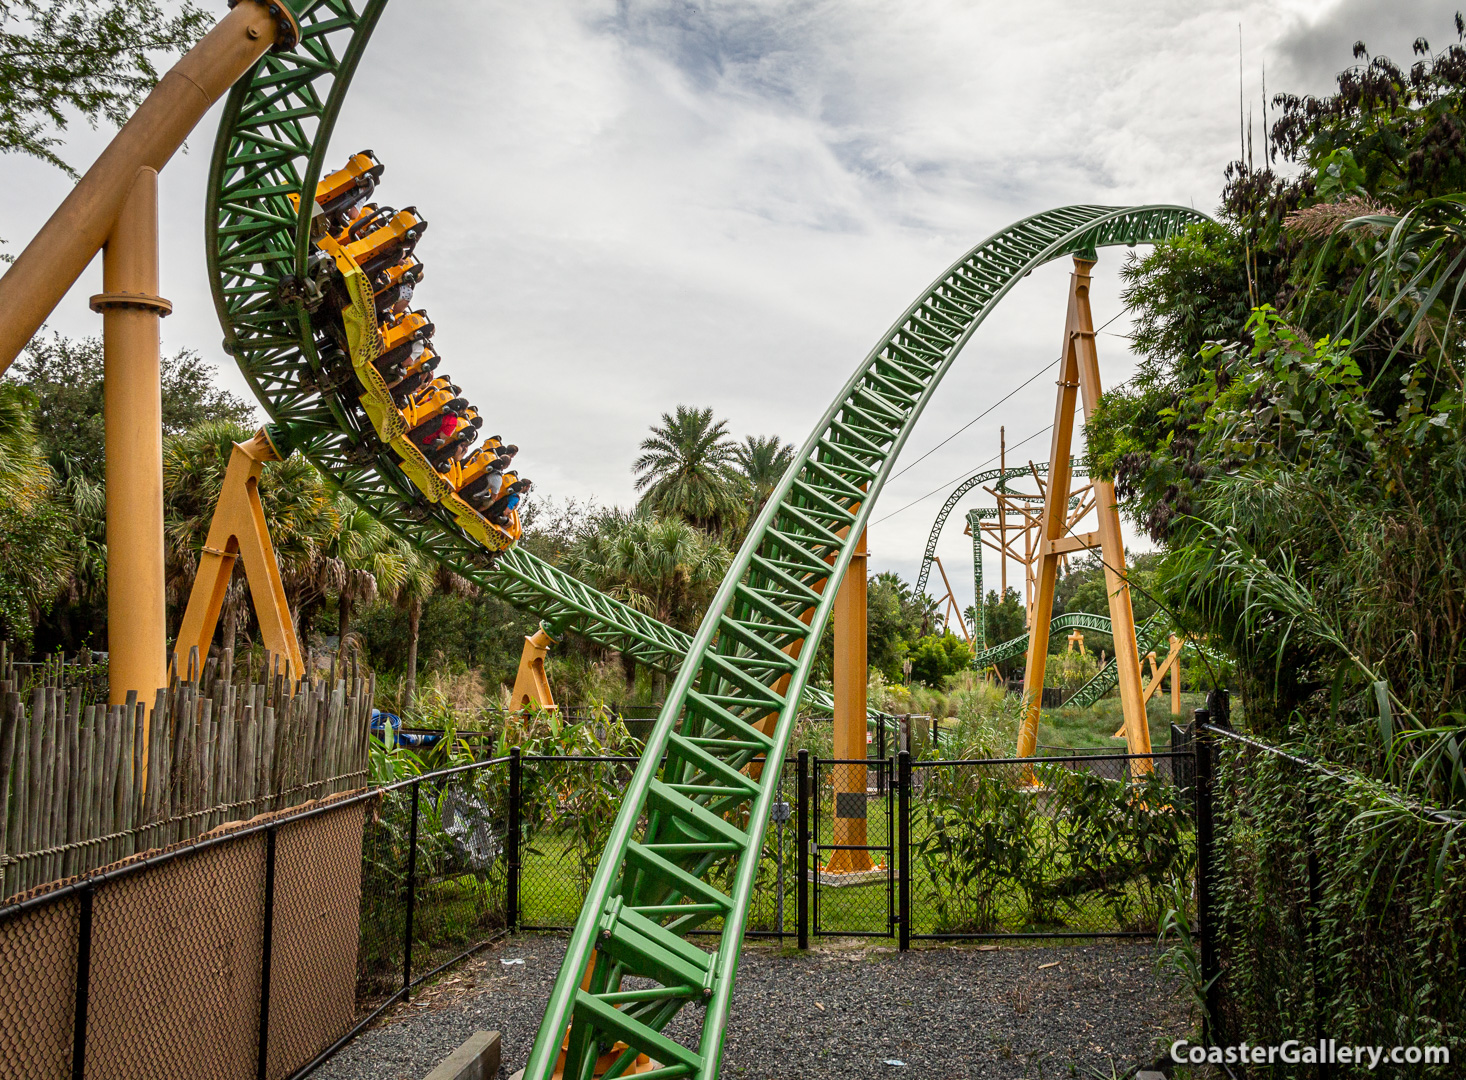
526 204 1206 1079
208 0 721 675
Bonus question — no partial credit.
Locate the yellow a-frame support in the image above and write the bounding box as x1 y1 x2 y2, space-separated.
511 626 559 711
173 429 304 679
1016 256 1151 770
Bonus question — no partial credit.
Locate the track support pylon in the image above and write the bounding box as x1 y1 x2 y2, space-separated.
1016 255 1150 771
173 428 304 679
511 625 559 711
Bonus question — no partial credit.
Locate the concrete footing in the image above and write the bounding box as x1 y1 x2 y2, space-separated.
424 1030 500 1080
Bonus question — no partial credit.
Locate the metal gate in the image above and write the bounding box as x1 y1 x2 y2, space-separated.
810 756 895 937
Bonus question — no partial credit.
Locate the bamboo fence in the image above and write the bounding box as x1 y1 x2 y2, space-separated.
0 644 374 899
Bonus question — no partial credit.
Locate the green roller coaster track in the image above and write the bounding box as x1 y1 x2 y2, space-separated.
914 459 1086 649
912 461 1086 597
525 199 1205 1079
203 5 1206 1074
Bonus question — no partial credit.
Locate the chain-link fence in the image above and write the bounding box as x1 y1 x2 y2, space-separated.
516 754 638 931
810 756 895 938
906 752 1195 940
0 737 1209 1076
356 762 511 1026
0 791 371 1080
514 754 798 941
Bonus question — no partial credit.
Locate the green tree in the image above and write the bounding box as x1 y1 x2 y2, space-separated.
865 571 942 681
980 587 1027 677
565 509 731 691
0 381 73 646
0 0 211 175
731 433 794 531
328 504 408 663
13 334 254 480
393 546 474 713
633 405 744 536
906 632 973 687
1083 19 1466 799
565 510 730 633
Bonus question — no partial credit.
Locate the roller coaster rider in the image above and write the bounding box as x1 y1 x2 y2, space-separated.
374 308 434 384
386 347 439 401
429 410 482 469
484 478 531 526
457 452 510 504
372 255 422 318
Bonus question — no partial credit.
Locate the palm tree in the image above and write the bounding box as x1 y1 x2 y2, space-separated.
565 510 732 691
633 405 744 536
0 382 75 647
732 434 794 529
395 544 475 713
328 504 409 663
0 382 50 507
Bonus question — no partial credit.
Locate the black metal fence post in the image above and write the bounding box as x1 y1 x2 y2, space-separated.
1193 711 1220 1045
507 747 521 933
403 778 421 995
897 750 910 952
256 826 278 1080
797 748 809 951
1304 779 1330 1080
70 883 94 1080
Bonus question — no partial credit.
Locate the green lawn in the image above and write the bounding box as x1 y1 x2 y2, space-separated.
514 776 1192 940
1034 691 1205 751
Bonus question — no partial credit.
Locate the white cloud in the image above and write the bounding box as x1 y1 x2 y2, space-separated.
1 0 1417 616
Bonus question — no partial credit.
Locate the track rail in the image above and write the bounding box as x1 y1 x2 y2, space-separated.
526 204 1206 1079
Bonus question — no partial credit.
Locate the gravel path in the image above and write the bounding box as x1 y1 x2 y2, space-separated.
315 934 1189 1080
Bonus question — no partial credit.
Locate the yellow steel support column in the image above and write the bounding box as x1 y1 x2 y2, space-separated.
826 527 872 875
1015 280 1083 757
512 626 559 712
1071 259 1151 769
1017 257 1150 768
173 430 304 679
94 168 170 705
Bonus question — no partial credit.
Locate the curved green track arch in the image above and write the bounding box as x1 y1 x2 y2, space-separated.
526 204 1206 1078
203 6 1206 1075
912 460 1088 597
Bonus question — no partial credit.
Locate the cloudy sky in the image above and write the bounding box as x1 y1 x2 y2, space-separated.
1 0 1456 614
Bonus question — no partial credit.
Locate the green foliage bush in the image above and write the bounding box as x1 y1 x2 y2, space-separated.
1212 744 1465 1076
916 763 1193 934
906 631 974 687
